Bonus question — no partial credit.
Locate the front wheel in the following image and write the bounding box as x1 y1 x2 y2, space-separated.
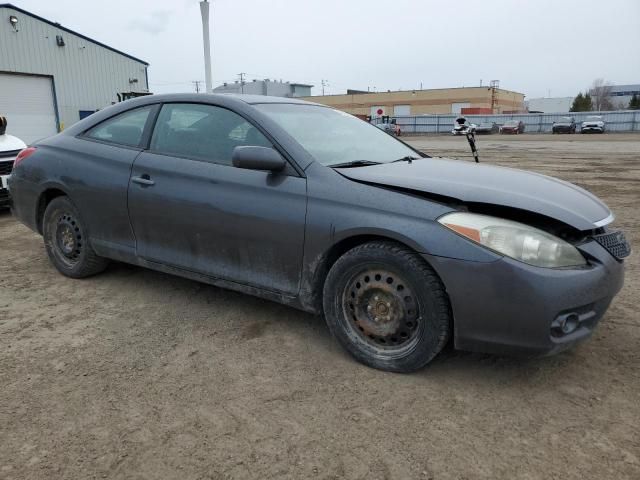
323 241 451 372
43 196 109 278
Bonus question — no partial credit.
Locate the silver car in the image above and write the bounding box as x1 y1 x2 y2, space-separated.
581 115 606 134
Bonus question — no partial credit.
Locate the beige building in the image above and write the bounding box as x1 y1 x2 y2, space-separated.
301 87 525 117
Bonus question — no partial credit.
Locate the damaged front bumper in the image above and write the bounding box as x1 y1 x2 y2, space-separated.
423 239 626 356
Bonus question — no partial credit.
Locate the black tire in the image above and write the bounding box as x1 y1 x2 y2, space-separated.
323 241 451 372
43 196 108 278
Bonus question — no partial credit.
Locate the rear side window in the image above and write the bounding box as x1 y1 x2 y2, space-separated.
85 106 153 147
150 103 272 165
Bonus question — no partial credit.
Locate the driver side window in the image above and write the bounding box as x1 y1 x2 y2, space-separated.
150 103 272 166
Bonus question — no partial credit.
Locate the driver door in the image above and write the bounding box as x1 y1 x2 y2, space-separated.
127 102 307 294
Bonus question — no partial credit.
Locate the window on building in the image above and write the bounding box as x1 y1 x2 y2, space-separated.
150 103 272 165
85 106 153 147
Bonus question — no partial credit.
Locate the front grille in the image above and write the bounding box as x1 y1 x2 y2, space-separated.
0 160 14 175
592 231 631 260
0 149 21 159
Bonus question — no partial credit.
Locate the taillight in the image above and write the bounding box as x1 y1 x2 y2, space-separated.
14 147 37 167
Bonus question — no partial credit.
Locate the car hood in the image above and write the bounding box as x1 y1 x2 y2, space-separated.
0 133 27 153
337 158 611 230
554 122 572 126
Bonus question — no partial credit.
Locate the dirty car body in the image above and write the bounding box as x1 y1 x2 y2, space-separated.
8 94 629 370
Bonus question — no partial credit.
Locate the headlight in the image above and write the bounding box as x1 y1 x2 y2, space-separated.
438 212 587 268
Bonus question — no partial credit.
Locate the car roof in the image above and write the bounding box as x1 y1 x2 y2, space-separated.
127 92 319 106
225 94 316 105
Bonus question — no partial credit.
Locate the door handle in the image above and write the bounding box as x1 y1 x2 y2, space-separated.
131 175 155 186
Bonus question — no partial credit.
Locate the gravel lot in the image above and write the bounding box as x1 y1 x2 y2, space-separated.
1 133 638 479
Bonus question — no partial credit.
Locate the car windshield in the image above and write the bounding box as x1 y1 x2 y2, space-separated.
586 116 602 121
255 104 418 166
504 121 519 126
559 117 572 122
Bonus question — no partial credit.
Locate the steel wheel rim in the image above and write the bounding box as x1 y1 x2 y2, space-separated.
342 266 422 356
53 213 83 267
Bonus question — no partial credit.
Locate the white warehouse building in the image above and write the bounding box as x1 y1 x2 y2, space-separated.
213 79 313 98
0 3 149 143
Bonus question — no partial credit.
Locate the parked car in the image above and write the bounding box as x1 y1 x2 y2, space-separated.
0 116 27 208
475 122 499 134
376 121 402 136
451 120 476 135
9 94 629 372
552 116 576 134
500 120 525 134
581 115 606 133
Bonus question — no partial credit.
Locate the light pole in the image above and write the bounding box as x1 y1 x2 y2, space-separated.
200 0 213 93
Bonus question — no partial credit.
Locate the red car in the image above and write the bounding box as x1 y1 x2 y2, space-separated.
500 120 525 134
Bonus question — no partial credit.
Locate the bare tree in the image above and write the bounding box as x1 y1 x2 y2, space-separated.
589 78 614 111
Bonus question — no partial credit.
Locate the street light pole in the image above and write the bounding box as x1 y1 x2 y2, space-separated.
200 0 213 93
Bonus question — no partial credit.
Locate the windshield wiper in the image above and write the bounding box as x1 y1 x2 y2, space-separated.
391 155 420 163
329 160 381 168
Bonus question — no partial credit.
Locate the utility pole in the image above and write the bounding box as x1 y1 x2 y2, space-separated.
192 80 202 93
199 0 213 93
321 79 328 96
238 72 246 93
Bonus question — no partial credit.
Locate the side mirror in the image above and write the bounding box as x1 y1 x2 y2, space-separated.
232 146 286 172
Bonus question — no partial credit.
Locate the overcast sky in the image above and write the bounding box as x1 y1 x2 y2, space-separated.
18 0 640 98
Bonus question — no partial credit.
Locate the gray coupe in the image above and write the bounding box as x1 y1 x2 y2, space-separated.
8 94 629 372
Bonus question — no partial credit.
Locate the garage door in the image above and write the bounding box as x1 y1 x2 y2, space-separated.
393 105 411 116
0 74 58 144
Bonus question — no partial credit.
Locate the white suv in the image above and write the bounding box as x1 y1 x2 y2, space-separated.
0 117 27 208
581 115 606 134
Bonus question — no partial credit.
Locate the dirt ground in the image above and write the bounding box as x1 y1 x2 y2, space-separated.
1 133 639 480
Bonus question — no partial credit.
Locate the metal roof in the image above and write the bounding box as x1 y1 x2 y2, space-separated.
0 3 149 65
610 84 640 93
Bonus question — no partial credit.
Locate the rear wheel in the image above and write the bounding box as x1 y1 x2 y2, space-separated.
323 241 451 372
43 196 108 278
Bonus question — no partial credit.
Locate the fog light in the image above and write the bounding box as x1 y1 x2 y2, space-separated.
561 314 579 334
553 312 580 337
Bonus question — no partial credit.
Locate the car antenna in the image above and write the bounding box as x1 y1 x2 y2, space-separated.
453 116 479 163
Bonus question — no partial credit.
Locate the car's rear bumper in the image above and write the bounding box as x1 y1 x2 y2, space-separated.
7 175 40 232
582 127 604 133
423 240 625 356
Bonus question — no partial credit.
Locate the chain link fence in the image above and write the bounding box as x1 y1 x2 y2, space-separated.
372 110 640 134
